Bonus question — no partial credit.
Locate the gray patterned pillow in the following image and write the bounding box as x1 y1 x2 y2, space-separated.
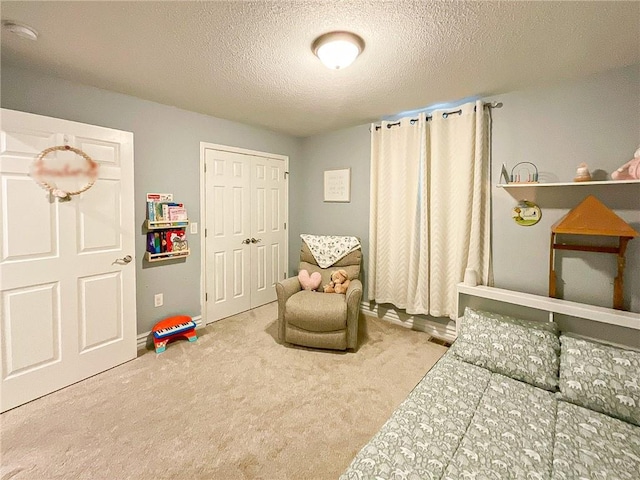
451 307 560 391
559 335 640 426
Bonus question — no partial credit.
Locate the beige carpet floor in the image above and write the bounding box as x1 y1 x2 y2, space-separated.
1 302 448 480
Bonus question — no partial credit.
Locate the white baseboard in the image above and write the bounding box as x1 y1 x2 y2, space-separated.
137 315 203 350
360 301 457 343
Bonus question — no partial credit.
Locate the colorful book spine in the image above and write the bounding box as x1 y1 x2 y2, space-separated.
147 201 155 221
147 232 155 253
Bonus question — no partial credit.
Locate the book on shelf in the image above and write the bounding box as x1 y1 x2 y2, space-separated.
147 229 187 254
146 232 155 253
169 230 188 252
146 200 187 223
146 193 173 221
168 206 188 221
146 193 173 202
146 232 162 254
156 202 181 221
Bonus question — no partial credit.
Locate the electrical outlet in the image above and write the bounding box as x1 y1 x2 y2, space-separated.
154 293 163 307
190 222 198 234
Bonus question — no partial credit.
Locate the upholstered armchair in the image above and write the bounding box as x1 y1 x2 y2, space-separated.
276 242 362 351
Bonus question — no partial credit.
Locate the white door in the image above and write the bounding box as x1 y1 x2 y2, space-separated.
203 146 287 323
204 149 252 321
0 109 136 412
250 156 287 307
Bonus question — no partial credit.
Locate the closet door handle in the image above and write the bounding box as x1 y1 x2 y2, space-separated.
241 238 251 245
250 238 262 244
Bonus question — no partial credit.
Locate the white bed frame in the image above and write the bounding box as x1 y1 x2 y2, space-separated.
456 284 640 349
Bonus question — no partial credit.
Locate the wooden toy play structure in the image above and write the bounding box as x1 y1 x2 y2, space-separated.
549 195 638 310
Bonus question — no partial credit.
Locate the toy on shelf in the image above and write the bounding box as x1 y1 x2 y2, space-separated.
611 146 640 181
152 315 197 353
573 162 592 182
509 162 539 183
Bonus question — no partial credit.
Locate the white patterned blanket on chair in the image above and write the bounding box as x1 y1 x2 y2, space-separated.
300 234 361 268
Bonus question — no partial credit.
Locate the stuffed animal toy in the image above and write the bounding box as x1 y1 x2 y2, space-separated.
323 281 335 294
611 146 640 180
324 269 350 294
298 269 321 291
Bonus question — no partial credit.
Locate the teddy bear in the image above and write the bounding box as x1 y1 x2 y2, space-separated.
323 281 335 293
323 269 350 294
611 146 640 180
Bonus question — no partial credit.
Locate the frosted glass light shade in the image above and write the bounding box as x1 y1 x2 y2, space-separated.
312 31 364 70
2 21 38 41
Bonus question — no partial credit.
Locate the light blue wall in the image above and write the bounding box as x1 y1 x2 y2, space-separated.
295 64 640 314
1 65 303 333
3 62 638 340
487 64 640 312
291 125 371 283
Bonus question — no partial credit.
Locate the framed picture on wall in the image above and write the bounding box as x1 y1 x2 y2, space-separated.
324 168 351 202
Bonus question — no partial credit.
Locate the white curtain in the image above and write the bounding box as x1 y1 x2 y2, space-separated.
368 101 491 319
369 113 428 310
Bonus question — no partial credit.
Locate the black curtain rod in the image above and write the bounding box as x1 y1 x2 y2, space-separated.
373 101 503 131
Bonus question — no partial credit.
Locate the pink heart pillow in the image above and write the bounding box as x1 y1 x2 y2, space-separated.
298 269 321 291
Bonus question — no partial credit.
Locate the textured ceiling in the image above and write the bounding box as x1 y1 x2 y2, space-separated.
2 1 639 138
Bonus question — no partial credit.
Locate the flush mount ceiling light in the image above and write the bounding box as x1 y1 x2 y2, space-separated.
312 31 365 70
2 21 38 41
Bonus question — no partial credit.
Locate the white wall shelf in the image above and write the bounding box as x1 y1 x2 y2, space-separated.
497 179 640 188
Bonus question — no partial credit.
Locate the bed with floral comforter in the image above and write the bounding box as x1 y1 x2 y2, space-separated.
340 308 640 480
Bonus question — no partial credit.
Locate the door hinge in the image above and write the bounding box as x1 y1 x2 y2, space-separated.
284 222 287 229
283 272 286 279
205 293 208 302
205 229 207 237
204 163 207 173
284 171 289 179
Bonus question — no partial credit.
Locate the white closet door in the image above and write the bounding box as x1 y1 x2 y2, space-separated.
203 146 287 323
205 149 252 322
1 109 136 412
250 156 286 307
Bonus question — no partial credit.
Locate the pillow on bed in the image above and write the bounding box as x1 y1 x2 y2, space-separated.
559 335 640 426
451 307 560 391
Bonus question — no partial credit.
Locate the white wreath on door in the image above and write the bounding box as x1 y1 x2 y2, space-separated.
31 145 99 200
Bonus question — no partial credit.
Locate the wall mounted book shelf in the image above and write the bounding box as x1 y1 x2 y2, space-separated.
145 193 190 263
146 220 190 230
144 249 191 263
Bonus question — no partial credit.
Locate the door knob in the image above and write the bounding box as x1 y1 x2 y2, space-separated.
242 238 251 244
250 238 262 244
117 255 133 264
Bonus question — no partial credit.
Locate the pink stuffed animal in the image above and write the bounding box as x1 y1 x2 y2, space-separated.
611 146 640 180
